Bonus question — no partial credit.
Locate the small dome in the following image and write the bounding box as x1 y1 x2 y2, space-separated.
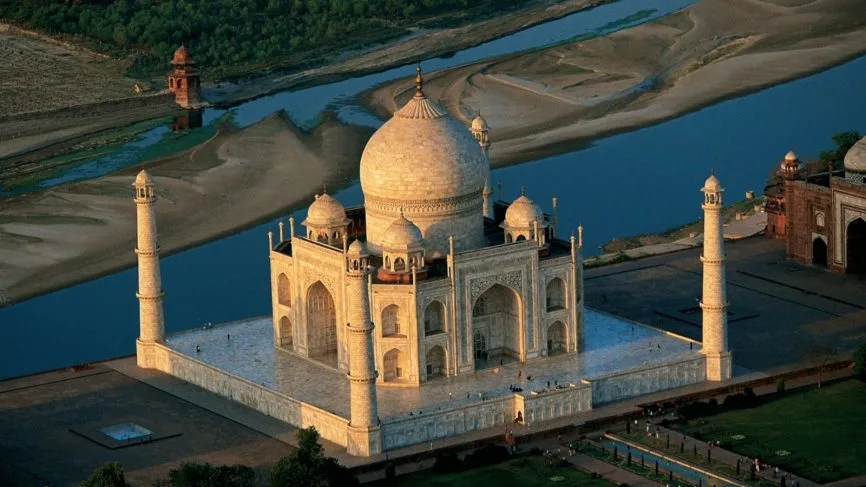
134 170 153 186
471 113 489 132
784 150 798 161
171 45 194 65
305 193 347 226
381 214 424 250
702 174 724 192
505 193 543 228
348 239 368 256
843 136 866 173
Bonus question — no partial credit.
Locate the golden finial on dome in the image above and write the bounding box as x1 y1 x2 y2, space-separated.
520 185 526 196
415 63 424 98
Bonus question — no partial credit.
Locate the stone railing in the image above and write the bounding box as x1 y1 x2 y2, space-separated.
380 395 514 451
588 355 707 405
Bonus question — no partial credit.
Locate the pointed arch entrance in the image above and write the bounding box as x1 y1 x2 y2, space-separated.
471 283 521 370
812 238 827 267
383 348 407 382
279 316 293 347
426 346 447 380
306 281 337 367
847 218 866 275
547 321 566 356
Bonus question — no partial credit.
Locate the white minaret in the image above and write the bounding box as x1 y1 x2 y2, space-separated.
344 240 381 456
700 173 732 381
134 170 165 369
471 113 494 219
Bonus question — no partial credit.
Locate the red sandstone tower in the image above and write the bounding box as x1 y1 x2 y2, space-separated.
167 45 200 108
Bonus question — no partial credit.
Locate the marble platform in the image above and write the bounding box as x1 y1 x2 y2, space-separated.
165 309 699 422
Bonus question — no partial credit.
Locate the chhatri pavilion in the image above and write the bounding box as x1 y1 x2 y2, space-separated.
133 67 731 457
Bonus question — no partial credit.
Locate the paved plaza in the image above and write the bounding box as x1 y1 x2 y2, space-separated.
586 237 866 372
166 310 698 421
0 366 294 486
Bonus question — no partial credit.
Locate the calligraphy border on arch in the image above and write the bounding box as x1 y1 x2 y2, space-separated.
468 270 523 303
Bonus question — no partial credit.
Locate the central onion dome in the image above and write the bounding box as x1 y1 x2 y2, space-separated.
844 135 866 184
360 66 489 257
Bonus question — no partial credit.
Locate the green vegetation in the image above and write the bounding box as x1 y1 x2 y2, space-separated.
268 427 358 487
582 442 681 486
672 380 866 483
855 343 866 380
80 462 130 487
1 0 530 80
83 427 356 487
766 130 861 188
371 455 613 487
165 462 256 487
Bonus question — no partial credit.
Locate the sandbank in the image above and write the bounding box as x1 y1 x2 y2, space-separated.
362 0 866 167
0 114 372 305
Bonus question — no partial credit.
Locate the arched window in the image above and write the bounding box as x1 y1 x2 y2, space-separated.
816 212 825 228
506 234 513 243
516 235 526 242
385 256 391 269
546 278 565 311
317 232 328 244
382 305 402 336
394 257 406 272
279 316 293 346
277 273 291 307
473 297 486 317
383 348 406 382
424 301 445 335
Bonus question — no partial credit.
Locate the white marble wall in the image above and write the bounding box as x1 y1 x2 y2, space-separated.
380 396 514 451
589 356 707 405
150 344 349 447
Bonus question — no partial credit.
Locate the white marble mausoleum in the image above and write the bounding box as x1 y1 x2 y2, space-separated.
133 67 731 458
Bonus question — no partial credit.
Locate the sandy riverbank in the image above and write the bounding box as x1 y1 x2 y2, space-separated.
0 0 606 164
0 113 372 305
362 0 866 167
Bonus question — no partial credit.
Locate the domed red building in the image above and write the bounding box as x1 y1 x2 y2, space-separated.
167 45 200 108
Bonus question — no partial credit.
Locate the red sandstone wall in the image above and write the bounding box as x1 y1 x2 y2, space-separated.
785 181 832 266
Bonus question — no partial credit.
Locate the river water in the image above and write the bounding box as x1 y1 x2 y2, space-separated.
1 1 865 379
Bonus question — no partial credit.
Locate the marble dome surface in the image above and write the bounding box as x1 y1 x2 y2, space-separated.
305 193 347 225
844 136 866 173
359 94 488 204
134 170 153 186
381 214 424 250
504 194 543 228
348 239 368 256
702 174 723 192
471 113 489 132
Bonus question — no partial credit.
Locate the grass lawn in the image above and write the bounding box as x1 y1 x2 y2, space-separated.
370 456 614 487
673 380 866 483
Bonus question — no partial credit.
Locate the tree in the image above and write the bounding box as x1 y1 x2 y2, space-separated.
80 462 131 487
854 342 866 380
269 427 358 487
802 345 838 388
819 131 861 171
167 462 256 487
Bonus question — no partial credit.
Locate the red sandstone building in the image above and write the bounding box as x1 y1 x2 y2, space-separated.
764 138 866 274
167 45 200 108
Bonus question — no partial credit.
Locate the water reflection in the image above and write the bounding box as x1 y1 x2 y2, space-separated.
171 109 203 131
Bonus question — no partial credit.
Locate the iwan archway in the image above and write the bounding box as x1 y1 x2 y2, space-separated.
471 284 522 370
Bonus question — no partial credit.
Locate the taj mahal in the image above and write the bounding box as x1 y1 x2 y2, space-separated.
133 67 731 457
